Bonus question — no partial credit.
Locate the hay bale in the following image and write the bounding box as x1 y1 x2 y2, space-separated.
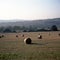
0 36 2 38
22 34 24 37
58 33 60 36
38 35 42 39
24 38 32 44
2 35 4 37
16 35 18 37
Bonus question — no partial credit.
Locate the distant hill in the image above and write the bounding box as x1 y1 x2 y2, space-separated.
0 18 60 29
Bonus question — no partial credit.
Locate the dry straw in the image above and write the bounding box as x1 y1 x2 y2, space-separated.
38 35 42 39
24 38 32 44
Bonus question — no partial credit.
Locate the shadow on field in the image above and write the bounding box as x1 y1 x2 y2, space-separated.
31 42 48 45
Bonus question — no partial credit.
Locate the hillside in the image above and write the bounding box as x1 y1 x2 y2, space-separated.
0 18 60 29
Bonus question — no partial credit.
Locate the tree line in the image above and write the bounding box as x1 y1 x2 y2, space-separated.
0 25 59 33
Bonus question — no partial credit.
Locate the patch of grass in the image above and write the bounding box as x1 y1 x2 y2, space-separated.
0 53 22 60
0 51 60 60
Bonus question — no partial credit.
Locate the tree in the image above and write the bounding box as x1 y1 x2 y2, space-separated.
3 28 12 33
13 26 21 30
0 26 5 32
51 25 58 31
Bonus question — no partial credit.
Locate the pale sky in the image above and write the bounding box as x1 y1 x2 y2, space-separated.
0 0 60 20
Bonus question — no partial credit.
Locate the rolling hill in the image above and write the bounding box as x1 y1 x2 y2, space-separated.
0 18 60 29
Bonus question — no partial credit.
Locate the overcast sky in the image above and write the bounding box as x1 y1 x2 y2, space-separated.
0 0 60 20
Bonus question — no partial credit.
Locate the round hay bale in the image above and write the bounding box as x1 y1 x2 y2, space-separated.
2 35 4 37
22 34 24 37
0 36 2 38
38 35 42 39
24 38 32 44
58 33 60 36
16 35 18 37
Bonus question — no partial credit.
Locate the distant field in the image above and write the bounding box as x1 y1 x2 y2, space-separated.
0 31 60 60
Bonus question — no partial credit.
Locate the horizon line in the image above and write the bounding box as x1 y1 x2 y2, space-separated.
0 17 60 21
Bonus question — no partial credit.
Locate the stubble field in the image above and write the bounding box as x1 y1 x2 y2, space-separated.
0 31 60 60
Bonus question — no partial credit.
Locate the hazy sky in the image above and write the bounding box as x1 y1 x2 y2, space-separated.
0 0 60 20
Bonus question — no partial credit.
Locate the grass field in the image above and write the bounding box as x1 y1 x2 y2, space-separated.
0 31 60 60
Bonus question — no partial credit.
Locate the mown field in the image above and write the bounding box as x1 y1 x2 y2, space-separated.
0 31 60 60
